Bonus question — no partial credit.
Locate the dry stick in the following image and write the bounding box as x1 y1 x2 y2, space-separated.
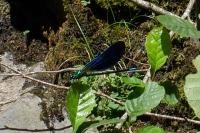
0 125 72 132
145 112 200 125
95 91 123 105
0 68 78 76
0 67 147 77
58 56 82 70
130 0 195 20
53 56 82 84
129 0 178 16
123 56 149 66
0 63 69 90
0 99 17 107
181 0 196 19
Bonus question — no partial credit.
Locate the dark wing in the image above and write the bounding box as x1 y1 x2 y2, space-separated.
83 41 125 71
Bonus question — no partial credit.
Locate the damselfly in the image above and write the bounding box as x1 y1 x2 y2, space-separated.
71 41 137 79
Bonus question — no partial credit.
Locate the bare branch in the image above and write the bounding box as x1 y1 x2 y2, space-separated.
145 112 200 125
0 63 69 90
0 125 72 132
181 0 196 19
129 0 178 16
0 68 78 76
95 91 123 105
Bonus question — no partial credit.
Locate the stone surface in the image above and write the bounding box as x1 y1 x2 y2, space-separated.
0 52 72 133
0 93 45 133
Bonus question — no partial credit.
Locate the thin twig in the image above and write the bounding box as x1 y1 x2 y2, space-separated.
0 125 72 132
115 113 128 129
0 68 78 76
1 64 147 77
0 63 69 90
142 68 151 83
85 68 148 77
123 56 149 66
181 0 196 19
58 56 82 70
95 91 123 105
0 99 17 107
129 0 178 16
144 112 200 125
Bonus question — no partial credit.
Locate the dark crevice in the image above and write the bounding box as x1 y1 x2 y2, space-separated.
6 0 66 46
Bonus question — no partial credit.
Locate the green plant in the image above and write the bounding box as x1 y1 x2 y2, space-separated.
145 26 172 77
66 74 167 132
65 15 200 132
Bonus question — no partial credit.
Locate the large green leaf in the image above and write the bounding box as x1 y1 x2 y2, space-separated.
65 82 96 133
137 126 166 133
184 55 200 118
145 27 172 75
125 82 165 117
157 15 200 38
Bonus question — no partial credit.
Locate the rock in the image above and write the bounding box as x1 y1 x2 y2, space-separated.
0 93 46 133
0 52 73 133
0 76 26 107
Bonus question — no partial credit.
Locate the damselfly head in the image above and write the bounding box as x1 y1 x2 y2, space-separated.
70 70 84 79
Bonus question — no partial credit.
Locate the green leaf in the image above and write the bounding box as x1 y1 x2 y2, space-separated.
122 76 145 87
145 27 172 75
65 82 96 132
77 118 122 133
184 55 200 118
137 126 166 133
125 82 165 117
157 15 200 38
122 77 145 98
161 81 179 105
